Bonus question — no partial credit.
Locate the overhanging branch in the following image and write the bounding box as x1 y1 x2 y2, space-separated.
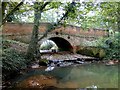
38 1 76 41
1 0 24 25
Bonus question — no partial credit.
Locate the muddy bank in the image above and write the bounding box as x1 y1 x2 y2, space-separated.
16 75 58 88
15 74 80 89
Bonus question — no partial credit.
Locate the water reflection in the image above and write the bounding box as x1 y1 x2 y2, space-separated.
15 63 118 88
59 63 118 88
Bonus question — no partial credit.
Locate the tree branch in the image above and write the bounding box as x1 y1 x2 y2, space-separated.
1 0 24 25
40 1 51 11
38 2 76 41
43 7 54 11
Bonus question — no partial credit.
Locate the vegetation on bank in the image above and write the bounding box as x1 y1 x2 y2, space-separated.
2 39 28 80
77 32 120 60
104 32 120 60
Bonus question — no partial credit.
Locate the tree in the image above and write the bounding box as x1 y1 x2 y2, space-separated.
26 2 50 61
26 1 77 61
99 2 119 32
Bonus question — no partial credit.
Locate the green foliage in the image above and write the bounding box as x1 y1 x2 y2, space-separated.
95 37 109 48
2 39 28 79
99 2 119 31
104 32 120 60
93 31 120 60
2 1 119 30
2 48 27 71
49 2 62 9
2 39 28 49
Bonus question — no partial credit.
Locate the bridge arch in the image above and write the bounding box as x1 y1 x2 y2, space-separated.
39 36 74 52
48 37 73 52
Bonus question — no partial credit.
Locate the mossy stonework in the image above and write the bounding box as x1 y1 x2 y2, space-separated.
76 46 106 58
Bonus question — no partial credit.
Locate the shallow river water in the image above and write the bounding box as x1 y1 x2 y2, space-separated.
14 63 119 88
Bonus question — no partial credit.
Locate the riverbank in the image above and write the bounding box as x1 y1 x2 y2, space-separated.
16 74 58 88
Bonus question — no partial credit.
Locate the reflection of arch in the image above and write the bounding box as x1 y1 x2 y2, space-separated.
49 37 73 52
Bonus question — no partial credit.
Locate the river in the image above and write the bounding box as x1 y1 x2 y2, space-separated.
13 62 118 89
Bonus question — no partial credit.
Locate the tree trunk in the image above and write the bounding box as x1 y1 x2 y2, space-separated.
1 1 24 26
26 2 41 61
26 2 50 61
2 2 7 19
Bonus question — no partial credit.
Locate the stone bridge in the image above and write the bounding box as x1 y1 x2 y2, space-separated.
38 33 99 52
3 22 108 52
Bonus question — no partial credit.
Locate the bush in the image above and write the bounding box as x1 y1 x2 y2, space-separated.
2 39 28 51
2 39 28 80
2 48 27 79
104 32 120 60
2 48 27 71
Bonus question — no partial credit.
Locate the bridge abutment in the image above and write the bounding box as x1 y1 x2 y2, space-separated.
72 46 77 53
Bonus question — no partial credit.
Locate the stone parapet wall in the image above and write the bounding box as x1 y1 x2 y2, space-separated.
3 22 108 37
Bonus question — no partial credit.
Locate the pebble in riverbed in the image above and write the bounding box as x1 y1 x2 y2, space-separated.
105 60 119 66
31 64 39 68
28 80 40 87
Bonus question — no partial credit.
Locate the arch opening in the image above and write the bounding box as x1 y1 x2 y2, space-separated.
49 37 73 52
40 40 58 53
39 37 73 53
